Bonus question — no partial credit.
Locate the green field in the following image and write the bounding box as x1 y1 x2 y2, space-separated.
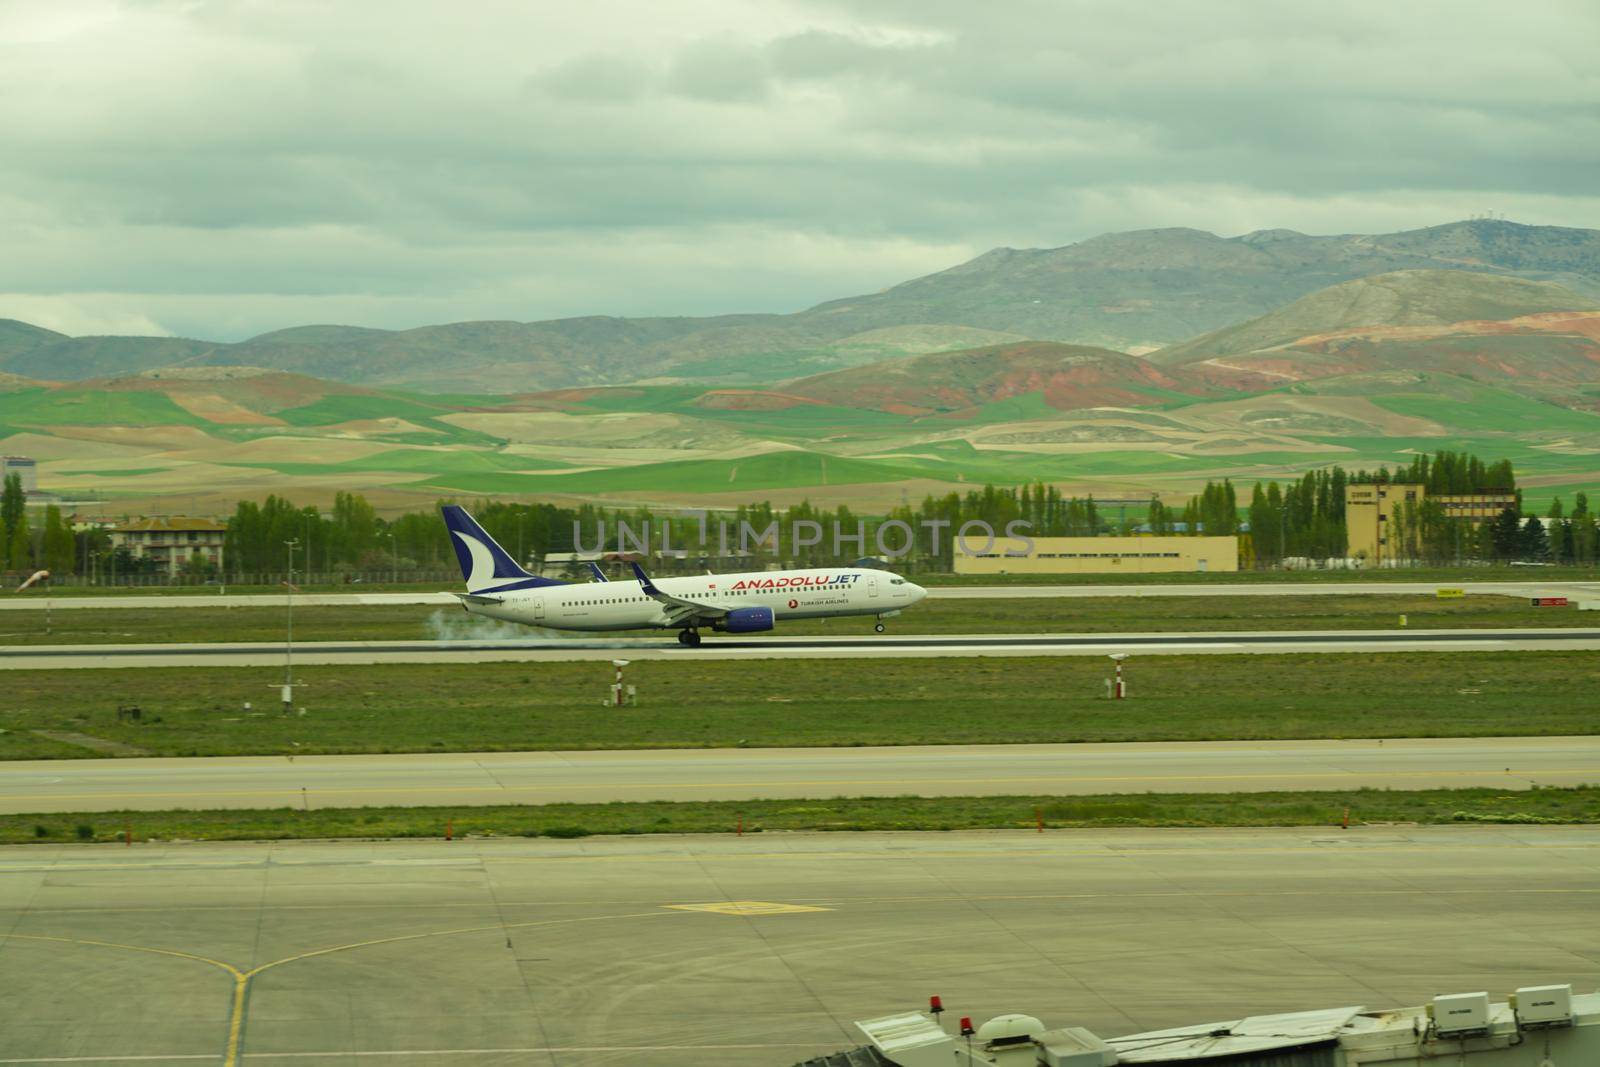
424 449 925 494
8 786 1598 845
2 650 1596 760
1 594 1593 647
273 393 458 427
0 388 207 427
58 467 173 477
240 448 573 477
1374 393 1600 433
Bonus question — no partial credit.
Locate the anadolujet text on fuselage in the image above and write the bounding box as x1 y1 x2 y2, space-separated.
442 505 926 646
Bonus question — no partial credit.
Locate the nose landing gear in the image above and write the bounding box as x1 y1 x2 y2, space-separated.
677 629 702 646
874 620 886 633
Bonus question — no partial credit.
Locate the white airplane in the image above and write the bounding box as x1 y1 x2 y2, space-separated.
442 505 927 645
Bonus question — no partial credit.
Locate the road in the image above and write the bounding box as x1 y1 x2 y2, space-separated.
3 827 1598 1065
3 626 1597 668
3 736 1594 813
3 579 1596 610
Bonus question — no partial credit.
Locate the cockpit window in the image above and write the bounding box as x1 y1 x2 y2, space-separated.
890 578 906 585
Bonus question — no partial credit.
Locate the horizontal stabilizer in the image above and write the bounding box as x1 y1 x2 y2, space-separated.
449 591 505 605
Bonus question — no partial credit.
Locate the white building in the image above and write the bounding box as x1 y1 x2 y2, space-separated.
1 455 36 494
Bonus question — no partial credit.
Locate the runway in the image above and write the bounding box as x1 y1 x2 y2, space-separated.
2 827 1598 1065
3 579 1596 610
3 626 1598 668
3 736 1595 813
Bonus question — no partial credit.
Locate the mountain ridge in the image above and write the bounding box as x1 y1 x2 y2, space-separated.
5 218 1600 392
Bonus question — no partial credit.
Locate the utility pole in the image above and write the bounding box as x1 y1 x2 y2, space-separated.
283 539 298 713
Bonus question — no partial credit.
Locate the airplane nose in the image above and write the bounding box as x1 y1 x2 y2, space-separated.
912 582 928 603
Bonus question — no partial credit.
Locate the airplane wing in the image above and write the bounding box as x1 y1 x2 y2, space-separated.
629 561 728 623
585 562 608 582
449 591 505 605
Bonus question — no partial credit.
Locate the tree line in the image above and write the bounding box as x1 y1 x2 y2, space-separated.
1 473 77 577
7 445 1593 580
1176 449 1598 565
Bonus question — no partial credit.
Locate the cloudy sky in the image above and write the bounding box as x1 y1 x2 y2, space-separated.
2 0 1596 339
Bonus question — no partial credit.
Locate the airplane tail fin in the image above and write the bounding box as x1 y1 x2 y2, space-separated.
440 505 565 593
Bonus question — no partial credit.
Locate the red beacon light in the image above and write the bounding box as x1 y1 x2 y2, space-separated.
959 1016 975 1037
929 995 944 1017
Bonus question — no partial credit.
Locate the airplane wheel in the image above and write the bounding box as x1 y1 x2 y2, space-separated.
682 630 702 646
676 629 690 645
874 622 886 633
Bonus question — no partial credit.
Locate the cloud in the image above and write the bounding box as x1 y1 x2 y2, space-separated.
0 0 1595 339
0 295 172 338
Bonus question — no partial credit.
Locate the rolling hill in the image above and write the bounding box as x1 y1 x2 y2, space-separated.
0 319 64 361
778 341 1216 416
1145 271 1600 394
6 351 1600 517
6 219 1600 392
1152 270 1600 365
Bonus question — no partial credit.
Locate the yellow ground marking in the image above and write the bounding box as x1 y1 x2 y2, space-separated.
663 900 833 915
4 763 1598 805
5 909 675 1067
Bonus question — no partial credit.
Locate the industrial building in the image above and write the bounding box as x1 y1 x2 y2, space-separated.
110 516 227 575
1344 484 1517 564
954 535 1239 575
804 985 1597 1066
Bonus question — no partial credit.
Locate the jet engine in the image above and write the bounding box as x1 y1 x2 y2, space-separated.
715 606 775 633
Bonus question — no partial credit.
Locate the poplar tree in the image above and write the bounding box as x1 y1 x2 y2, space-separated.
0 473 23 561
42 505 75 574
6 509 30 572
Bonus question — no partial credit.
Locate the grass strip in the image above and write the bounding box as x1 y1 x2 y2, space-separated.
12 787 1600 845
1 594 1592 646
4 651 1599 761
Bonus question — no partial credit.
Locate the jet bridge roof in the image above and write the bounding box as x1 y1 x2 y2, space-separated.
1106 1006 1361 1062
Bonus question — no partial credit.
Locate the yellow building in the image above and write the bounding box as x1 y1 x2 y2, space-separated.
1344 484 1516 564
954 535 1239 575
111 516 227 575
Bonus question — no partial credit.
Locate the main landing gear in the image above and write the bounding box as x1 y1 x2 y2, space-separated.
677 629 702 646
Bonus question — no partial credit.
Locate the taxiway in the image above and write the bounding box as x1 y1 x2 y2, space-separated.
3 736 1595 813
2 826 1597 1065
1 579 1595 611
3 626 1597 668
